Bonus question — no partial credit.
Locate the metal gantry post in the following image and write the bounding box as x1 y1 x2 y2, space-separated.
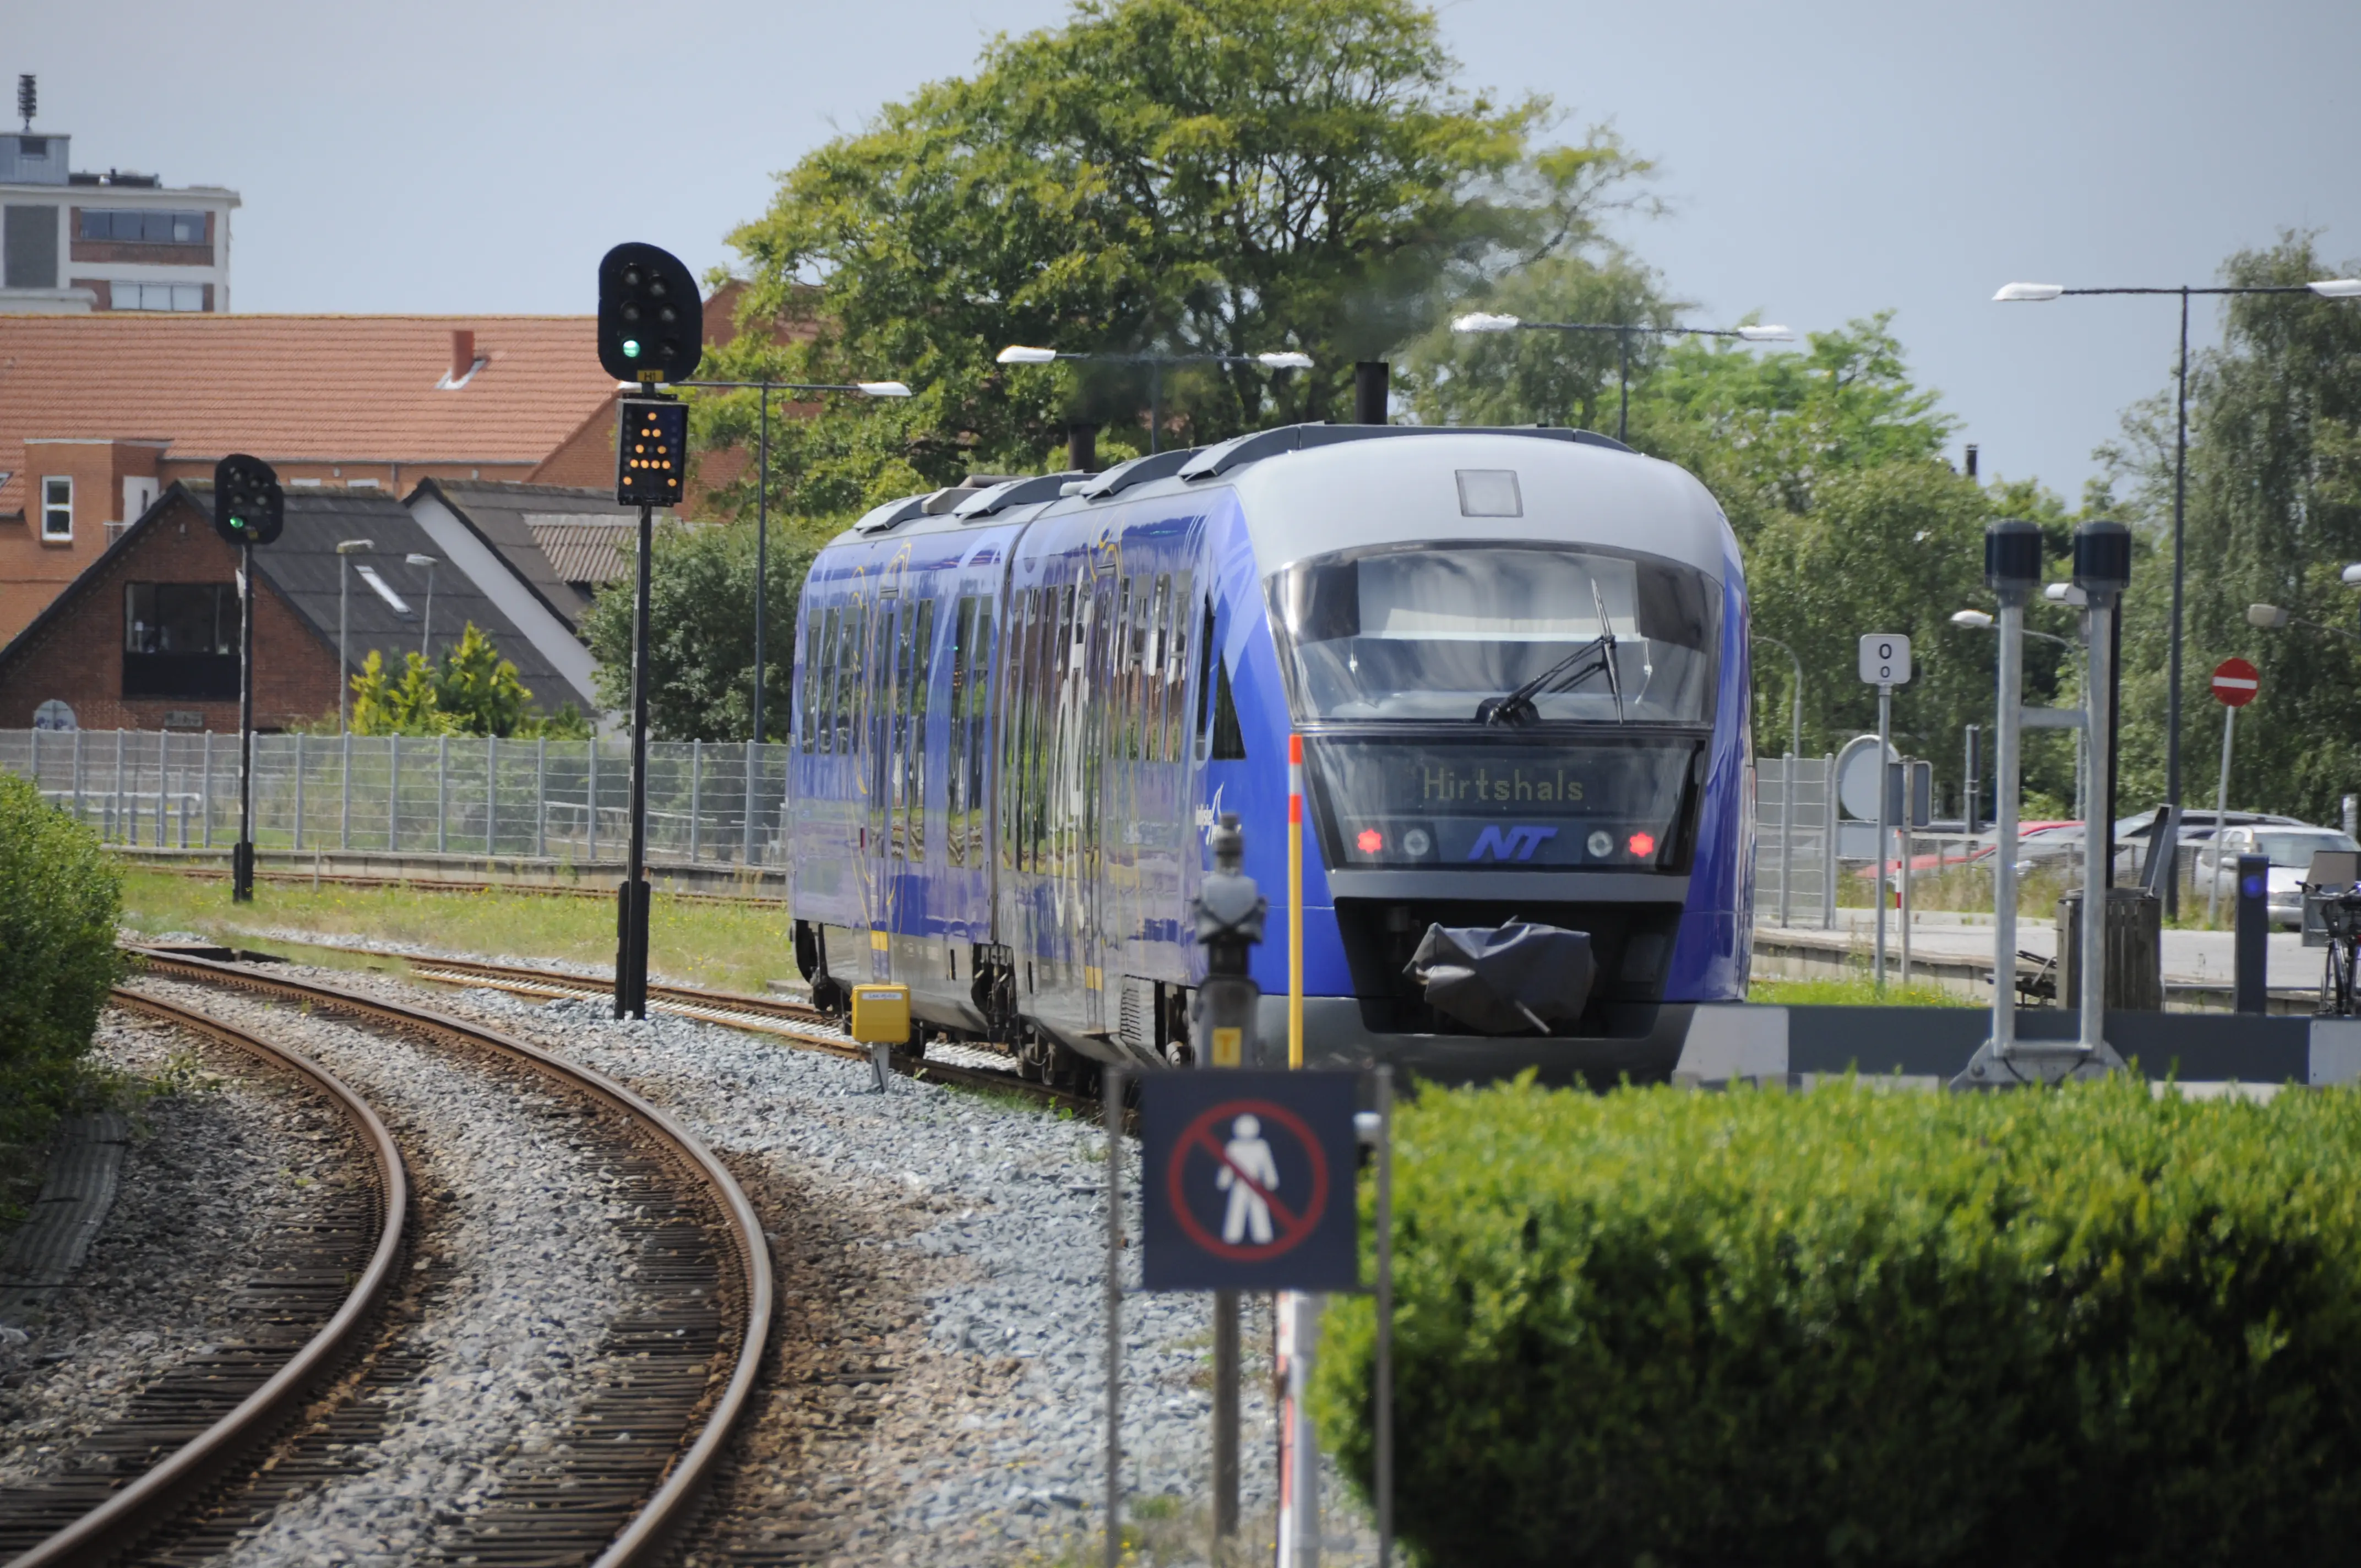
2075 523 2131 1064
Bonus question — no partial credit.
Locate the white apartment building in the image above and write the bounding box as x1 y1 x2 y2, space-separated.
0 127 237 314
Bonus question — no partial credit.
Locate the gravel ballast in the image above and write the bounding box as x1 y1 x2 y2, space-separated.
0 1012 359 1488
315 965 1377 1564
127 975 648 1564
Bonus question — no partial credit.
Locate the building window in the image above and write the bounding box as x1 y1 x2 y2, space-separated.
78 209 206 244
112 281 205 312
41 476 71 540
123 582 240 700
4 204 58 290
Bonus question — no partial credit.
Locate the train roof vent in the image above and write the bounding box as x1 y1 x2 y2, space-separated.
1076 447 1200 500
918 473 1021 515
952 470 1085 520
1178 422 1628 482
853 494 932 534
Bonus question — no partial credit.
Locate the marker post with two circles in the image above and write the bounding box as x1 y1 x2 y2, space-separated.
2207 657 2260 922
1859 634 1912 989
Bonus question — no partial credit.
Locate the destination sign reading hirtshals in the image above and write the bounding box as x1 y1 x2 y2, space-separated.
1139 1071 1362 1292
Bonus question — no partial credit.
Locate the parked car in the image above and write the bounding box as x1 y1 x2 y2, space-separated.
2193 824 2361 927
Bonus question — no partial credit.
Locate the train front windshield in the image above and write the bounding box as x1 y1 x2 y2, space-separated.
1271 542 1721 873
1271 543 1718 723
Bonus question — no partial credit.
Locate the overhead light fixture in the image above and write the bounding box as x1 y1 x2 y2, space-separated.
2248 603 2291 630
1736 325 1796 342
1451 312 1523 333
1950 608 1995 629
1255 351 1314 370
2309 279 2361 300
1993 282 2066 303
857 381 914 398
2342 563 2361 587
996 345 1060 364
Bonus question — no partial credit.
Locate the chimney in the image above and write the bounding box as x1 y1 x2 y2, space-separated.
1353 362 1390 426
1067 423 1098 474
449 329 476 384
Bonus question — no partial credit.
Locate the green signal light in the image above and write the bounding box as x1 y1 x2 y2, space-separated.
622 338 642 358
229 516 247 531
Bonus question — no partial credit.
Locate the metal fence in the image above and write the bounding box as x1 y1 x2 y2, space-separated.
1754 754 1836 928
0 728 795 867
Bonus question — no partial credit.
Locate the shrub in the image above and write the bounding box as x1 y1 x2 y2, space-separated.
1311 1075 2361 1567
0 772 123 1151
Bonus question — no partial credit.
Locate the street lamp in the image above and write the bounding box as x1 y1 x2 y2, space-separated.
1993 273 2361 912
671 377 914 747
2248 601 2361 645
1951 607 2076 649
335 538 374 733
1449 313 1794 443
994 346 1315 455
406 553 438 661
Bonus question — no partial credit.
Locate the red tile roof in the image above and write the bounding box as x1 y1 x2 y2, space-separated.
0 313 620 512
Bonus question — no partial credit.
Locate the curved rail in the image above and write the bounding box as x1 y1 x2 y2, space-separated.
9 988 409 1568
124 946 774 1568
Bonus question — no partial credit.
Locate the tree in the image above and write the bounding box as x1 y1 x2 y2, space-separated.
1399 251 1678 432
2106 233 2361 823
347 623 589 738
579 521 820 742
709 0 1651 516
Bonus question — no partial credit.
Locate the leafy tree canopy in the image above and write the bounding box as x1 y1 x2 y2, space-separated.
708 0 1652 519
579 521 818 742
348 623 589 738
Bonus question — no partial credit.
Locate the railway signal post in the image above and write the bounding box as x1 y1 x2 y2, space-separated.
597 242 701 1019
1858 634 1911 988
214 455 284 903
1190 813 1266 1540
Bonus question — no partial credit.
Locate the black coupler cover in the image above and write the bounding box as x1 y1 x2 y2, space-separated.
1405 919 1595 1036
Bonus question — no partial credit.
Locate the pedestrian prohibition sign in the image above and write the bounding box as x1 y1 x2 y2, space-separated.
1138 1070 1361 1292
2212 656 2260 709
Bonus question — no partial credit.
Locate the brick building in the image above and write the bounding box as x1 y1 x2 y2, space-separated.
0 483 589 733
0 312 627 644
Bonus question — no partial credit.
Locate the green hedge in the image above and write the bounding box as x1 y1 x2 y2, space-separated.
0 772 123 1156
1312 1076 2361 1567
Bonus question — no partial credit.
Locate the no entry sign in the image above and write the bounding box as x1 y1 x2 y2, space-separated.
1139 1071 1361 1292
2212 657 2260 708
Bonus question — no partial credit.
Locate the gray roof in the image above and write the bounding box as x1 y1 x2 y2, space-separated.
184 486 583 711
414 479 649 628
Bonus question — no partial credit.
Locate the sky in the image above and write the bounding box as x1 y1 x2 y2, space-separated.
15 0 2359 500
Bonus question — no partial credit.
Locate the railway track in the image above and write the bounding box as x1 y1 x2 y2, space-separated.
130 862 782 907
9 946 777 1568
367 948 1121 1120
0 988 408 1568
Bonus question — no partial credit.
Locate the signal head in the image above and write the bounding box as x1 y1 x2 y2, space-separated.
212 454 284 548
597 243 702 384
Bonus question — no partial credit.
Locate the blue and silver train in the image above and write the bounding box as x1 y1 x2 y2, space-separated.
785 423 1752 1086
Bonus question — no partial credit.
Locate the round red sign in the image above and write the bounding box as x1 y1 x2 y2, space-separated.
2212 657 2260 709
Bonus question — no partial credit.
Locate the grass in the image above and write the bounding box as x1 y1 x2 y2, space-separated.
1750 974 1976 1008
113 865 802 994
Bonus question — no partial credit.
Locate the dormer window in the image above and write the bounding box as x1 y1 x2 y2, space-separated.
41 477 72 540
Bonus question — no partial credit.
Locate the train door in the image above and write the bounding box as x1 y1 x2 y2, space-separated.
864 589 929 978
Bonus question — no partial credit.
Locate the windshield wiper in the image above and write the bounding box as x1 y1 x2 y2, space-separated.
1476 581 1625 726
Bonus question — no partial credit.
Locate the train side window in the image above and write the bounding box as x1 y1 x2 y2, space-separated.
817 607 841 754
1193 598 1216 758
946 596 975 864
1043 581 1076 874
999 589 1031 870
1210 655 1247 760
967 599 993 865
1165 571 1192 763
1143 574 1169 761
907 597 933 858
839 605 864 756
798 617 819 753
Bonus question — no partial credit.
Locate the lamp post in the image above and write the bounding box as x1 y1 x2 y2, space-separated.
995 346 1314 455
406 552 438 661
335 538 374 733
1449 313 1794 443
2248 601 2361 646
1992 274 2361 913
672 378 913 747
